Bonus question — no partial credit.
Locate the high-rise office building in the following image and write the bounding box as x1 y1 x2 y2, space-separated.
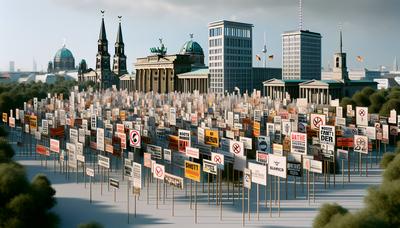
282 30 322 80
9 61 15 72
208 20 253 93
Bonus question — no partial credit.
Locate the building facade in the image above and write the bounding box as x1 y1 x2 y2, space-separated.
252 67 282 93
208 20 253 93
282 30 321 80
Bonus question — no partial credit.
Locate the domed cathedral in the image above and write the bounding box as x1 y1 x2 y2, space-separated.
47 44 76 73
79 11 124 90
179 34 205 68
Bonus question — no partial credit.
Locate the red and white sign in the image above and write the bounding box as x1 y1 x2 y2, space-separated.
36 145 50 156
50 139 60 153
211 152 224 166
153 163 165 180
185 147 199 159
230 140 244 156
129 130 141 148
310 114 326 131
116 123 125 133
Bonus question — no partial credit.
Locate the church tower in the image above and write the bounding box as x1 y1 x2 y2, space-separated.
332 29 349 81
113 16 128 76
96 11 111 72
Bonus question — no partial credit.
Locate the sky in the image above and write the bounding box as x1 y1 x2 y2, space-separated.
0 0 399 72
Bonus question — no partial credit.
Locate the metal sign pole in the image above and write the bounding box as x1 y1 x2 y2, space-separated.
342 159 344 188
242 172 245 227
127 180 130 224
172 186 175 216
307 170 310 206
278 177 281 217
220 169 222 221
156 179 159 209
257 183 259 220
195 181 198 224
269 174 272 217
90 176 92 203
248 185 250 221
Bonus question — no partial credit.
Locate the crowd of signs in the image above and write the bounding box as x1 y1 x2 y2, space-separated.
3 87 399 222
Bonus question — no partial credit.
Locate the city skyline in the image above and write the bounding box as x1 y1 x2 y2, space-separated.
1 0 399 72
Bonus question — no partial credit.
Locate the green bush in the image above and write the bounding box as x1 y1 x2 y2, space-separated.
381 153 395 168
313 203 348 228
77 221 104 228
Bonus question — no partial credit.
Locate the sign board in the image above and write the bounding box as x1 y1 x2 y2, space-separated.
230 140 244 156
98 155 110 169
203 159 217 175
205 129 219 147
36 145 50 156
153 163 165 180
287 161 302 177
272 143 283 156
248 162 267 186
256 151 269 164
290 132 307 155
337 149 348 160
96 128 104 151
129 130 141 148
86 168 94 177
239 137 253 150
211 152 225 169
185 147 199 159
144 152 152 168
109 178 119 189
50 139 60 153
319 125 335 145
354 135 368 154
185 161 201 182
132 162 142 194
164 149 172 163
164 173 184 189
310 114 326 131
356 107 368 126
244 168 252 189
268 154 287 178
147 144 162 160
310 160 323 173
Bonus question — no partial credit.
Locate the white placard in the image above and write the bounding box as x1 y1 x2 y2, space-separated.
248 162 267 186
268 154 287 178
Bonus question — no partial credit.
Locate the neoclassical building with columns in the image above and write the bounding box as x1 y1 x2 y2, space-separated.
134 36 209 93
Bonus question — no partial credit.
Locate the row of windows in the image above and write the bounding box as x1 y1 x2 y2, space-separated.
209 48 222 55
209 27 223 37
225 38 251 48
209 55 222 61
209 38 222 47
225 62 252 68
224 27 251 38
210 62 223 67
225 55 252 62
226 48 251 55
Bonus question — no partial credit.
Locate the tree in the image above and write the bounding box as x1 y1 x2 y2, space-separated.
352 91 370 107
379 99 400 116
0 163 29 207
313 203 348 228
78 221 104 228
30 174 57 210
0 138 14 163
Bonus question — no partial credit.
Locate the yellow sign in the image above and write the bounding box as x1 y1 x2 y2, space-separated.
30 115 37 131
253 121 260 137
185 161 201 182
2 113 7 123
120 111 126 121
205 129 219 147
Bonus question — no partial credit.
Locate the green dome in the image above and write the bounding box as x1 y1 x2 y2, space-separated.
54 46 74 60
179 40 204 55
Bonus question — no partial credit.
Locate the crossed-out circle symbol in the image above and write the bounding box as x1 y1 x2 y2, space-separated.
233 143 241 154
130 130 139 145
359 110 365 116
245 175 250 182
356 138 365 146
214 155 222 164
313 117 323 127
155 166 163 177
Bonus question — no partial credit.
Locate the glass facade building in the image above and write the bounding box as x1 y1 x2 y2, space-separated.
282 30 321 80
208 20 253 93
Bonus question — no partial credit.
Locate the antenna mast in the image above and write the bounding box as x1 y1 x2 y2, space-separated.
299 0 303 30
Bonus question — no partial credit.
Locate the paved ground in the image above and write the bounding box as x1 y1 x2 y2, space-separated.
15 149 383 228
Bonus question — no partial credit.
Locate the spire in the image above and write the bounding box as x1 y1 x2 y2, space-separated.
116 16 123 43
394 56 398 71
99 10 107 41
340 28 343 54
298 0 303 30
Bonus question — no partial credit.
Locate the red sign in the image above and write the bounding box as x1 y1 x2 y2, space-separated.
36 145 50 156
337 137 354 147
50 126 65 137
178 139 189 153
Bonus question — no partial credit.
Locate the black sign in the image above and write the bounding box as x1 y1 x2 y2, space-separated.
287 161 302 177
109 178 119 189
